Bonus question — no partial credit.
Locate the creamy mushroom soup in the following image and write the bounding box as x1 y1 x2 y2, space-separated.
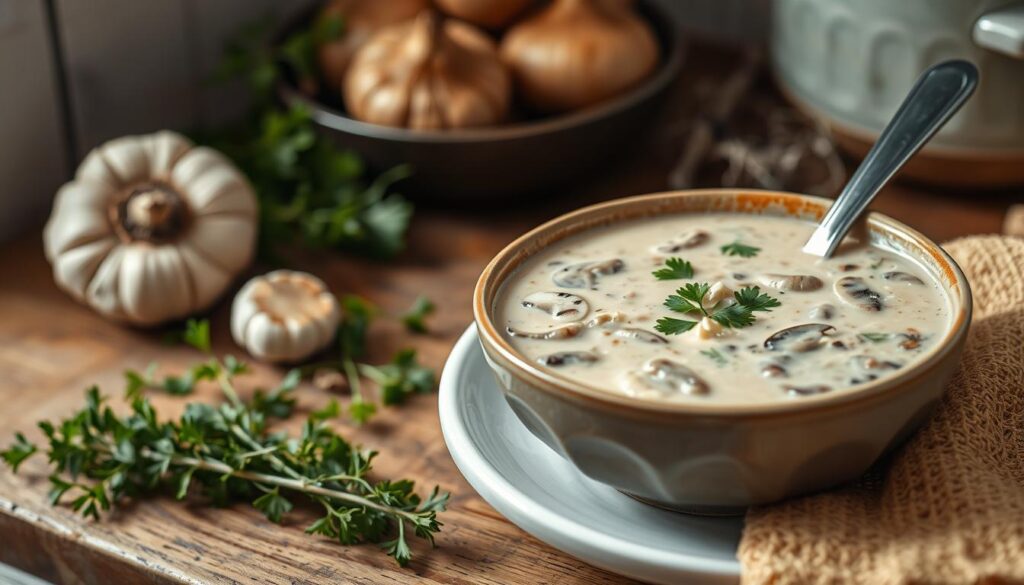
496 213 952 405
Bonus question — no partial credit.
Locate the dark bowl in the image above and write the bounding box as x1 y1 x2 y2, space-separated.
274 1 684 202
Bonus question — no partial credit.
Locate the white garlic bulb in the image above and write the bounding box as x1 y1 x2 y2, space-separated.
231 270 340 363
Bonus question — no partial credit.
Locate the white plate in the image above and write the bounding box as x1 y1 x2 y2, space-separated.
439 326 743 585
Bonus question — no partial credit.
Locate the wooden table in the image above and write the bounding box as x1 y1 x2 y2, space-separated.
0 46 1016 584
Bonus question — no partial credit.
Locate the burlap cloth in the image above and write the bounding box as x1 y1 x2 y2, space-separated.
739 236 1024 585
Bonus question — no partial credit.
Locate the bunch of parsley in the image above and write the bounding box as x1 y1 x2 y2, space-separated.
204 15 414 260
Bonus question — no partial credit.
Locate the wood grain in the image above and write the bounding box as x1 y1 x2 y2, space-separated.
0 44 1018 585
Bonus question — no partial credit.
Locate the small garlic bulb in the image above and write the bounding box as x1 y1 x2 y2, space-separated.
500 0 659 113
231 271 340 363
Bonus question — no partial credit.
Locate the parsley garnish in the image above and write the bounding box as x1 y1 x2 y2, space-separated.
720 241 760 258
859 332 891 343
654 283 780 335
401 296 436 333
652 257 694 280
700 348 728 366
1 360 447 567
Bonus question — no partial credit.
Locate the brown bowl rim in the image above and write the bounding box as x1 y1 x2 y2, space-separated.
473 189 972 418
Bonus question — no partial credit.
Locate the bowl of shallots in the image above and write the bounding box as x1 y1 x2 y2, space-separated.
274 0 684 202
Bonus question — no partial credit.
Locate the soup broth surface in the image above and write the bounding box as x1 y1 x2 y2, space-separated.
496 213 952 405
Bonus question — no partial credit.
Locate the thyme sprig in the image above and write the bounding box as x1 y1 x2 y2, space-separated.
1 355 447 567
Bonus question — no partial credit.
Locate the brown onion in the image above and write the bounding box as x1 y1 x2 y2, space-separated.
500 0 659 113
434 0 535 29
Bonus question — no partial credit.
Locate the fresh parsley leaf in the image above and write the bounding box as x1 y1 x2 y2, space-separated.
311 399 341 422
859 332 891 343
663 283 710 315
700 348 728 366
720 241 760 258
348 399 377 425
183 319 211 353
654 317 699 335
363 350 436 406
1 432 37 472
710 286 780 329
652 257 695 280
401 296 436 334
733 286 782 312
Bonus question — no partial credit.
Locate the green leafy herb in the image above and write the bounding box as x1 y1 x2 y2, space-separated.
700 348 728 366
360 350 436 406
652 257 694 280
858 332 891 343
183 319 212 353
401 296 436 334
1 357 448 567
720 241 761 258
204 21 414 261
654 283 780 335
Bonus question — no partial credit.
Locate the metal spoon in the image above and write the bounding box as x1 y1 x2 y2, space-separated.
802 60 978 258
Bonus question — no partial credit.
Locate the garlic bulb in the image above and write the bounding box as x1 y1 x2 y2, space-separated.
344 11 511 129
317 0 429 93
231 271 340 363
434 0 534 29
43 131 257 325
500 0 659 113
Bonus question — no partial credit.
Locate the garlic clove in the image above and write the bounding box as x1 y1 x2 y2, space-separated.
172 149 256 217
85 246 130 321
178 243 232 311
97 135 155 186
43 182 114 260
232 271 341 363
702 281 733 308
435 0 534 29
118 246 194 325
186 216 257 275
691 316 723 340
51 237 118 299
74 148 122 190
144 131 192 178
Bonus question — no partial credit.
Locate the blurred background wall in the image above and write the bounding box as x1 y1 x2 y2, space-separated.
0 0 770 242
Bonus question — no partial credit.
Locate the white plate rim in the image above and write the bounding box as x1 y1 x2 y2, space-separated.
439 325 742 583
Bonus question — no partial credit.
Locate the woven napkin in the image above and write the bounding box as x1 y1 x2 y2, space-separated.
739 235 1024 585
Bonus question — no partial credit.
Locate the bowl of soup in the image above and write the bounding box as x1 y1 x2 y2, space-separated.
473 189 971 513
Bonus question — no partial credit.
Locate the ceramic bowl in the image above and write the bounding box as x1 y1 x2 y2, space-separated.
473 189 972 513
274 1 684 202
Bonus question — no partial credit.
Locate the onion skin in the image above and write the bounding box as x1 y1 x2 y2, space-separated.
501 0 659 113
344 11 511 130
317 0 428 95
434 0 535 29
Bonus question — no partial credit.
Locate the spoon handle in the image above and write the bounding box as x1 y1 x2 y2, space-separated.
802 60 979 258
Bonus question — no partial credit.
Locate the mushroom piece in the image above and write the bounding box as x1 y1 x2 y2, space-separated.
613 327 669 344
757 273 824 292
849 355 903 371
837 263 860 272
537 351 599 367
882 271 924 285
785 384 832 396
834 276 884 311
551 258 625 289
760 356 790 378
808 303 835 320
651 230 709 254
623 358 709 396
522 291 590 321
764 323 836 352
898 328 924 350
505 311 625 340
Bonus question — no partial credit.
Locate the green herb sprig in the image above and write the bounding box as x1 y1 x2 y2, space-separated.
401 296 436 334
720 241 760 258
652 257 694 280
654 283 780 335
1 357 447 567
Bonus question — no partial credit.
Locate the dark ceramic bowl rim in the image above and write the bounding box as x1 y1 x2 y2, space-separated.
275 0 684 145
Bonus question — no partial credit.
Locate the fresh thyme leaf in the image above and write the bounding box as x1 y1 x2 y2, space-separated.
253 487 294 523
1 432 37 472
700 348 728 366
2 358 448 567
720 241 760 258
654 317 699 335
401 296 436 334
652 257 694 280
664 283 710 315
859 332 891 343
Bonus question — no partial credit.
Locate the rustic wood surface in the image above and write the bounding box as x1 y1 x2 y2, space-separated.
0 44 1018 585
